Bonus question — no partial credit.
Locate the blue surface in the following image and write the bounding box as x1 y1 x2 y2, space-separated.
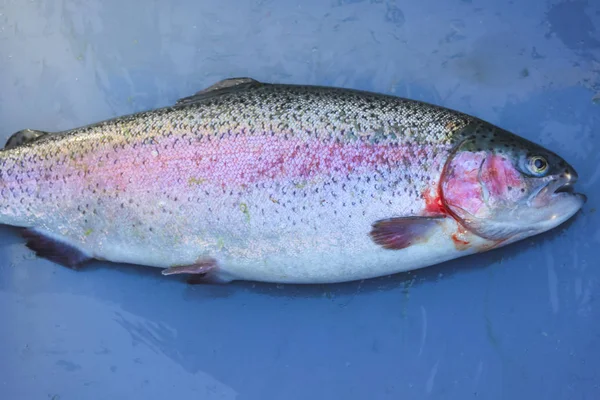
1 0 599 399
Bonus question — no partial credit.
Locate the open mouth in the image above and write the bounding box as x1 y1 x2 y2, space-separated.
529 173 584 207
547 173 587 204
553 182 576 194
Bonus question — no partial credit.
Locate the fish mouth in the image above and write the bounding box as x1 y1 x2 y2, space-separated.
554 183 575 194
550 174 586 202
531 172 587 207
508 170 587 241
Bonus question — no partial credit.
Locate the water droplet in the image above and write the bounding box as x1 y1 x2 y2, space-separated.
151 150 159 157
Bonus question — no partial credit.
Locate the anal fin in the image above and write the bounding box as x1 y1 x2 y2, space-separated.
22 229 92 269
370 217 445 250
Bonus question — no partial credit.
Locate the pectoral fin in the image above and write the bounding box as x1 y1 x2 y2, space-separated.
370 217 445 250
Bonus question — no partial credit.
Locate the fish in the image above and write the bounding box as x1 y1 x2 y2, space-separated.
0 77 586 284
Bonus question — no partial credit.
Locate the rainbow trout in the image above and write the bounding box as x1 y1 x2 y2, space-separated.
0 78 586 284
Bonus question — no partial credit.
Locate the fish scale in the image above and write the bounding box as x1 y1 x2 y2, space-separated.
0 78 584 284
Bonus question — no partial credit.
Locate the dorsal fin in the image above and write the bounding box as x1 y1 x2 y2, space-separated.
5 129 50 149
175 77 263 106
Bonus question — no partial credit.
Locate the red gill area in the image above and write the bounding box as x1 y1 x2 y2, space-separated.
439 151 529 251
479 154 526 201
421 183 472 251
422 187 447 216
427 150 494 252
423 186 472 251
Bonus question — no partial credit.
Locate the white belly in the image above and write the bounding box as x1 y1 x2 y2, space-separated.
214 218 493 284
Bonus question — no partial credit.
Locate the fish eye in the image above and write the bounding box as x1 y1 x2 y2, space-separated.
528 155 549 175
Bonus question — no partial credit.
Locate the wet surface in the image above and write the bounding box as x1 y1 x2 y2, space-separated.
0 0 599 399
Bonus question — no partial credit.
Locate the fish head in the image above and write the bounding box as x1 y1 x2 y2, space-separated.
440 124 586 244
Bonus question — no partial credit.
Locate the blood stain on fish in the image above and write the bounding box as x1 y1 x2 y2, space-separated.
450 223 472 251
422 187 446 216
